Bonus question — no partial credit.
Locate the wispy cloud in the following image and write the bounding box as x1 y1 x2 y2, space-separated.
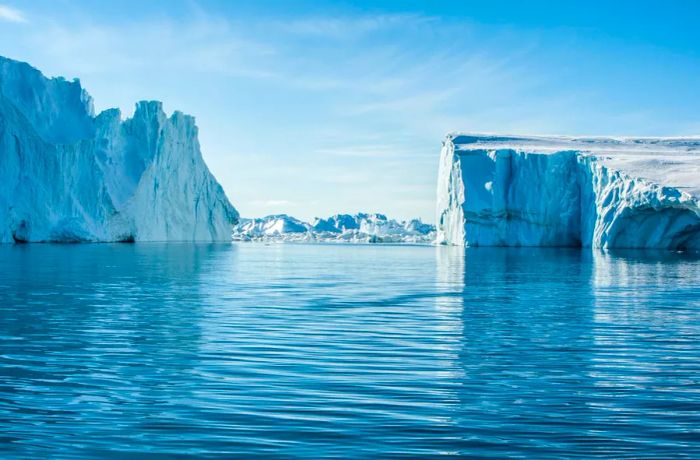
0 4 25 23
29 17 274 77
283 14 434 39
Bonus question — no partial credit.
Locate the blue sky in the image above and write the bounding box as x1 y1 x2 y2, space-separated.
1 0 699 222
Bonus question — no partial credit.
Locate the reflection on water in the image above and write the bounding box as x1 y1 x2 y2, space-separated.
435 247 700 457
0 243 699 458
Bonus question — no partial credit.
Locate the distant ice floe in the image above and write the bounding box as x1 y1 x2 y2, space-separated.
233 213 436 244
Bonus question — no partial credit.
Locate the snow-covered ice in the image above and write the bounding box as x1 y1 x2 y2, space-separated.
437 134 700 249
0 56 238 243
233 213 436 244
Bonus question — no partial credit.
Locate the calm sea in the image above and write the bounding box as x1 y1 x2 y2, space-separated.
1 243 699 458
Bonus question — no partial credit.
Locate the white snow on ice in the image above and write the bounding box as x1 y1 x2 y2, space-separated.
437 134 700 249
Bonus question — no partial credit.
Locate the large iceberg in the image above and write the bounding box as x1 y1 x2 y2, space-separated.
437 134 700 249
0 56 237 243
233 213 436 244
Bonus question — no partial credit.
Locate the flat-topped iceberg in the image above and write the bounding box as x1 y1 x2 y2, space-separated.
437 134 700 249
233 213 435 244
0 56 237 243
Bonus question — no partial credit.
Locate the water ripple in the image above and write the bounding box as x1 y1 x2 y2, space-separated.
0 244 699 458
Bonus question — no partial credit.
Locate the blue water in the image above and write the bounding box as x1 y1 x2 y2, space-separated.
1 243 699 458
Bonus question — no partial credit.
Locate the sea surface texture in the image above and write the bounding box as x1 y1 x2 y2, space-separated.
1 243 699 458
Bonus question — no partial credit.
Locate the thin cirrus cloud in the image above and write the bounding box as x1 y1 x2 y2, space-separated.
282 13 434 39
0 4 25 23
24 18 274 78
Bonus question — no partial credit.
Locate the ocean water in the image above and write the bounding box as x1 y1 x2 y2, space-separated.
1 243 699 459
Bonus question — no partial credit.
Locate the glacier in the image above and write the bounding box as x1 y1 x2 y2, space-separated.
437 134 700 250
0 56 237 243
233 213 436 244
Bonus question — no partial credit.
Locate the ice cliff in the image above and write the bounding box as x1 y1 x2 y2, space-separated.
0 56 237 243
233 213 435 244
437 134 700 249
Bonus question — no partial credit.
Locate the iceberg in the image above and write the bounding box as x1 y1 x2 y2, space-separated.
0 56 237 243
437 134 700 249
233 213 436 244
235 214 309 238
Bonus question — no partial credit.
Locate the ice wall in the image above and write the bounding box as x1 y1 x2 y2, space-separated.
0 56 237 243
436 134 700 249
